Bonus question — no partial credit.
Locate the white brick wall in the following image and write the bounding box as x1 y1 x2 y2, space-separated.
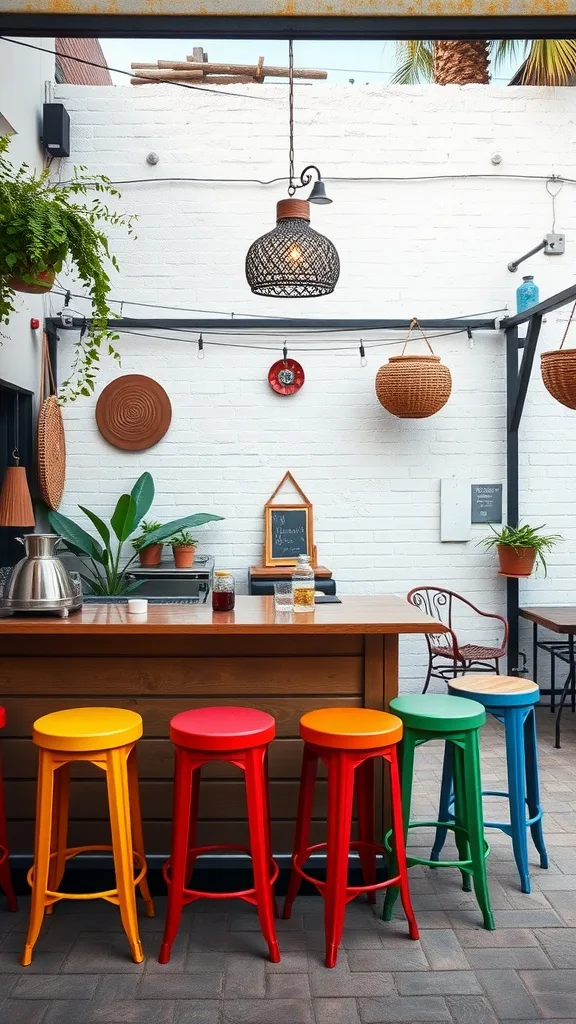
52 83 576 691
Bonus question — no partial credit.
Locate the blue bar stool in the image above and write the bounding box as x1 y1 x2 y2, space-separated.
431 675 548 893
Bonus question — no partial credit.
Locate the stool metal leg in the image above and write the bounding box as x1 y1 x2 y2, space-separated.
106 747 144 964
382 730 416 922
524 709 549 871
184 765 201 889
159 746 195 964
46 763 70 916
324 750 355 968
356 757 377 904
504 709 531 894
452 743 472 893
22 751 56 965
244 745 280 964
388 747 419 940
127 749 155 918
430 741 454 864
462 731 494 930
283 746 318 920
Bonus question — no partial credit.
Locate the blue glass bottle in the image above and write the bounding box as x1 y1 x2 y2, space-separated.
516 275 539 313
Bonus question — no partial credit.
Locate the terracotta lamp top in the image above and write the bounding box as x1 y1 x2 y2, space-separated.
276 199 310 222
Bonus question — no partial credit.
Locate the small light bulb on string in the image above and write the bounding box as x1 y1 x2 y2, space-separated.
197 333 205 360
283 343 288 363
359 340 367 367
467 327 475 350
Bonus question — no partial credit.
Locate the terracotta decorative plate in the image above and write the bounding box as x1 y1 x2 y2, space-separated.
268 358 305 396
95 375 172 451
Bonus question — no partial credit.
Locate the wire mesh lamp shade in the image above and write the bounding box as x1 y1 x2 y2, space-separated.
246 199 340 298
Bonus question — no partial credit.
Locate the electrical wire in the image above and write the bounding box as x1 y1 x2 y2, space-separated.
0 37 268 102
53 172 576 189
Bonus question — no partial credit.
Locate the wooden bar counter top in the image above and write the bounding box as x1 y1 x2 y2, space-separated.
0 596 444 858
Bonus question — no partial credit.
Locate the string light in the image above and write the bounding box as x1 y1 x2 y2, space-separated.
197 333 205 360
359 341 367 367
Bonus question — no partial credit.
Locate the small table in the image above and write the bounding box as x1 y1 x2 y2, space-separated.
520 606 576 748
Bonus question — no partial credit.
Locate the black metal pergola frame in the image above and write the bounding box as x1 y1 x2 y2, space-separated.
47 283 576 674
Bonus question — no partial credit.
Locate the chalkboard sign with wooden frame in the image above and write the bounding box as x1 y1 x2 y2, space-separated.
264 472 315 567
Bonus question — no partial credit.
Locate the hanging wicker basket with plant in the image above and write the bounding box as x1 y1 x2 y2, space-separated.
0 134 136 403
541 301 576 410
479 522 562 578
375 318 452 419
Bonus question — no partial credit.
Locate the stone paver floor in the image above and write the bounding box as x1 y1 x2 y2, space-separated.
1 709 576 1023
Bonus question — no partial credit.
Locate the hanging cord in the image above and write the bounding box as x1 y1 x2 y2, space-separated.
287 41 296 197
401 318 437 356
12 392 20 466
558 301 576 350
546 176 564 233
283 343 288 363
40 331 57 403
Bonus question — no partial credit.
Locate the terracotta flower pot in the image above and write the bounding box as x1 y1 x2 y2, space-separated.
173 545 196 569
497 545 536 578
6 268 56 295
139 544 163 567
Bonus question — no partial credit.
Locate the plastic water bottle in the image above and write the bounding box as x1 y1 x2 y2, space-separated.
516 275 539 313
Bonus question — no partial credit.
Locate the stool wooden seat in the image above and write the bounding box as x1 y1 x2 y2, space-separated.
22 707 154 967
0 705 17 913
159 706 280 965
383 694 495 932
433 674 548 893
284 707 419 968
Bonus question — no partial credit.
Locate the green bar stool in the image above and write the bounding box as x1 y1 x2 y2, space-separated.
382 694 494 931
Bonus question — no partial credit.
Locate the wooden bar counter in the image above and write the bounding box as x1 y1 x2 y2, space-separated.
0 596 444 857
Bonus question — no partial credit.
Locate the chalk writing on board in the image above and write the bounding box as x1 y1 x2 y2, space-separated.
271 509 309 560
471 484 503 524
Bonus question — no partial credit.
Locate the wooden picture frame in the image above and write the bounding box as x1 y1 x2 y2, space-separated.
264 472 315 567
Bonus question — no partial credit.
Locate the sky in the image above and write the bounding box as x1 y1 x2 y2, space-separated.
101 39 519 87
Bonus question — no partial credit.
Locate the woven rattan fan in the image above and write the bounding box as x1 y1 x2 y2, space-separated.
37 332 66 510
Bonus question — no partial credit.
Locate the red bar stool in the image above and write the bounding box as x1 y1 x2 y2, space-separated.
159 706 280 964
0 706 17 912
283 707 419 968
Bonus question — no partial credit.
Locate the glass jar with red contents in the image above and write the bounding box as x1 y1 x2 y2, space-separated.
212 570 235 612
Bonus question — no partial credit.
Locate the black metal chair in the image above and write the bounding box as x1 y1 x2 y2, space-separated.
408 586 509 694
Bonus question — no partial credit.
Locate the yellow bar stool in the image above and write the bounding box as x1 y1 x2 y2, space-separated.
22 707 154 967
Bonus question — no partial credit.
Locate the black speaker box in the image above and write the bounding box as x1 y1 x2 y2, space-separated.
42 103 70 158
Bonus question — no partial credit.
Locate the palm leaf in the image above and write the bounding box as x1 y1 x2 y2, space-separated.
131 472 155 525
78 505 110 549
143 513 224 547
48 508 106 564
521 39 576 86
110 494 138 542
391 41 434 85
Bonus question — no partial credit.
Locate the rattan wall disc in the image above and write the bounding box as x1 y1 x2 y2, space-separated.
96 375 172 451
541 349 576 409
37 395 66 510
375 354 452 419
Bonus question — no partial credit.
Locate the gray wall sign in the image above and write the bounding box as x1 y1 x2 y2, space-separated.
471 484 503 524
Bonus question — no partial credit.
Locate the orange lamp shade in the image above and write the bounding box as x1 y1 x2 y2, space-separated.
0 466 35 527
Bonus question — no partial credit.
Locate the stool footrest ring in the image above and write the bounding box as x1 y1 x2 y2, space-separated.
162 844 279 907
26 845 148 905
384 822 490 870
447 790 544 831
292 841 396 902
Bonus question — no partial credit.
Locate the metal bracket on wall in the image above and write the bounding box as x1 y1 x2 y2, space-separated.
507 233 565 273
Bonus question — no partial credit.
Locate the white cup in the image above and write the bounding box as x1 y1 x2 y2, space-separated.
127 599 148 615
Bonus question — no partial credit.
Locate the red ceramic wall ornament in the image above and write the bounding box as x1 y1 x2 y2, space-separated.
268 358 305 396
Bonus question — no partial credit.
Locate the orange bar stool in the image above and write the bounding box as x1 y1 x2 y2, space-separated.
22 707 154 967
283 707 419 968
159 706 280 965
0 706 17 912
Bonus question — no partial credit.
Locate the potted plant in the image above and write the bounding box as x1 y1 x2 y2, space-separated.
479 523 561 578
170 529 198 569
132 520 163 567
46 471 223 597
0 134 135 403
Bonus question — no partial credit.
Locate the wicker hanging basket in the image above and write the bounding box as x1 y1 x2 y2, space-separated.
541 302 576 410
37 332 66 510
375 319 452 419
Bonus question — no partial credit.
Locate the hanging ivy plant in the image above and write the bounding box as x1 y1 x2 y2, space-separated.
0 134 136 402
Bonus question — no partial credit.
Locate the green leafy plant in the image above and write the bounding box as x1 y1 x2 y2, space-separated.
0 134 136 403
47 472 223 595
479 523 562 576
132 520 163 552
169 530 198 548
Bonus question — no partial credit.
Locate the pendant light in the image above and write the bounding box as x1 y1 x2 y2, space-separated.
0 392 35 528
245 41 340 298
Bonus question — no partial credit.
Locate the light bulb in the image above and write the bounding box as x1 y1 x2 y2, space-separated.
288 245 303 264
